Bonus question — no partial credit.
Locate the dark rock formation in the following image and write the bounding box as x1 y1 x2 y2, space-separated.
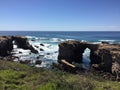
19 60 31 64
0 36 38 56
34 45 39 48
58 40 120 80
13 36 38 54
58 40 87 73
40 43 44 46
40 48 44 51
0 36 13 56
58 40 87 64
93 44 120 80
35 60 42 65
101 41 109 44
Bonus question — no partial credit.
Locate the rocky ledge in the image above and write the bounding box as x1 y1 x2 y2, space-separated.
58 40 120 80
0 36 38 57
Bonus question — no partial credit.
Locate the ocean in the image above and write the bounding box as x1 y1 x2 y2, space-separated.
0 31 120 42
0 31 120 68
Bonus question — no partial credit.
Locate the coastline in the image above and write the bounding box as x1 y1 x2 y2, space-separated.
0 35 120 89
0 36 120 79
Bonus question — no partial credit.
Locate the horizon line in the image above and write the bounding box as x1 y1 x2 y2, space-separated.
0 30 120 32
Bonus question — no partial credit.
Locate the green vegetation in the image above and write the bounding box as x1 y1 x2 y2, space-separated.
0 60 120 90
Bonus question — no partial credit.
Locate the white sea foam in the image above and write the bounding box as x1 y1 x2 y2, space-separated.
13 36 104 68
13 45 17 49
11 36 61 67
83 48 91 69
50 38 60 42
65 39 75 41
99 40 116 44
92 42 101 44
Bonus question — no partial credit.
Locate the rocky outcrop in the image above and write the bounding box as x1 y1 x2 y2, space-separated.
58 40 88 73
92 44 120 80
0 36 38 57
35 60 42 65
58 40 87 64
0 36 13 56
13 36 38 54
58 41 100 64
58 40 120 80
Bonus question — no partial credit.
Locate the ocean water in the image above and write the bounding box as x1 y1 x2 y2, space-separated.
0 31 120 68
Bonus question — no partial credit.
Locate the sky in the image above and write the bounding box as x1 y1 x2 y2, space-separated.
0 0 120 31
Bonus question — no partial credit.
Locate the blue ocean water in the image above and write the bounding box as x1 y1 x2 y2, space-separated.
0 31 120 68
0 31 120 42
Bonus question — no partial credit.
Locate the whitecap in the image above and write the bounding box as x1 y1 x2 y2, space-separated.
92 42 101 44
99 39 116 44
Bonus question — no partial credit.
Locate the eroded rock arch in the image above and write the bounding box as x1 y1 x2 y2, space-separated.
58 40 100 66
58 40 120 79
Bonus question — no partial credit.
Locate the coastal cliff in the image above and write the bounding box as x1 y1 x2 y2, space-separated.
58 40 120 80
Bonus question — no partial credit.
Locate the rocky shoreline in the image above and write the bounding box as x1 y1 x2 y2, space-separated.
0 36 120 80
0 36 38 56
58 40 120 80
0 36 39 65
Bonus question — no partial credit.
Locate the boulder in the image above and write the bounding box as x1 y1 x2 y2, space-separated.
40 43 44 46
34 45 39 48
35 60 42 65
0 36 13 56
40 48 44 51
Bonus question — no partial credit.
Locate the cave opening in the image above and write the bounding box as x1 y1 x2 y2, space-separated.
82 48 91 69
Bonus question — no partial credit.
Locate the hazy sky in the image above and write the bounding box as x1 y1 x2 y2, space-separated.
0 0 120 31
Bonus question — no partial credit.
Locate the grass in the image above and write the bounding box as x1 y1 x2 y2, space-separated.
0 59 120 90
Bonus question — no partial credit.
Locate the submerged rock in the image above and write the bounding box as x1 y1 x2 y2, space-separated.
46 53 50 55
40 43 44 46
40 48 44 51
34 45 39 48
